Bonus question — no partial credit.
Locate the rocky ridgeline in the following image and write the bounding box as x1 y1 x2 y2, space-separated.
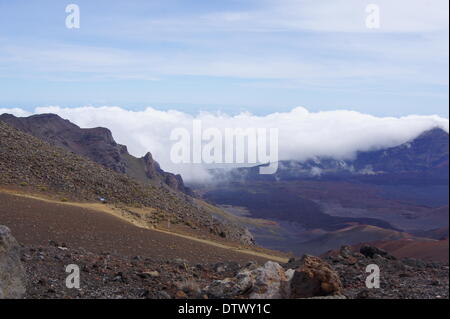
0 122 253 245
0 113 193 195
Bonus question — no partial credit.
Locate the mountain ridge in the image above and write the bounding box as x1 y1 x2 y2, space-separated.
0 113 193 195
0 120 254 245
212 127 449 185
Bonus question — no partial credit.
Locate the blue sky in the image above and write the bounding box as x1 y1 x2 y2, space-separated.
0 0 448 117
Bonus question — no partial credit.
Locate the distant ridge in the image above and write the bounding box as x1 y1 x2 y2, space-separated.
196 127 449 257
215 127 449 185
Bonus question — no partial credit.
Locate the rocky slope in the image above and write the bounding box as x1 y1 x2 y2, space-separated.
316 246 448 299
0 121 252 245
2 221 447 299
0 192 269 264
0 113 192 195
19 242 449 299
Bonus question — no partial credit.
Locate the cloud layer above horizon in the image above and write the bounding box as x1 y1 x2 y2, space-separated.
1 106 448 182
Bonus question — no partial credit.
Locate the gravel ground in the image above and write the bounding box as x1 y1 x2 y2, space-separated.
22 244 244 299
22 244 449 299
324 246 449 299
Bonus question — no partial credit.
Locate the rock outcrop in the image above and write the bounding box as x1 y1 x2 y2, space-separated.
142 152 193 195
0 226 26 299
359 245 393 259
205 257 342 299
290 255 343 298
206 261 293 299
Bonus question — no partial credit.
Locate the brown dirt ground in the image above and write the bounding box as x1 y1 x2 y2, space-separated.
0 192 281 264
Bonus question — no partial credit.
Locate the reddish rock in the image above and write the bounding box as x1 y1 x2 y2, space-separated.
175 290 188 299
290 255 343 298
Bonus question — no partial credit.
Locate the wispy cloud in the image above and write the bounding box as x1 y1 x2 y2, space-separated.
0 0 448 116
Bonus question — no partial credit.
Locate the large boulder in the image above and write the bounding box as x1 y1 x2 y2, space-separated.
206 261 293 299
0 226 26 299
290 255 343 298
249 261 294 299
206 257 344 299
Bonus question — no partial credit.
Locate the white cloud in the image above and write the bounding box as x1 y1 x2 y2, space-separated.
2 106 447 182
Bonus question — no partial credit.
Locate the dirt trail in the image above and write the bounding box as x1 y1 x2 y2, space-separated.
0 189 288 264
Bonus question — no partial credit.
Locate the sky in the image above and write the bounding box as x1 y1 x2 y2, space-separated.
0 0 448 117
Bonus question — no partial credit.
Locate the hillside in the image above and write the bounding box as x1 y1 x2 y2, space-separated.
0 192 281 264
297 224 418 256
0 113 192 195
0 120 253 245
363 240 449 263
